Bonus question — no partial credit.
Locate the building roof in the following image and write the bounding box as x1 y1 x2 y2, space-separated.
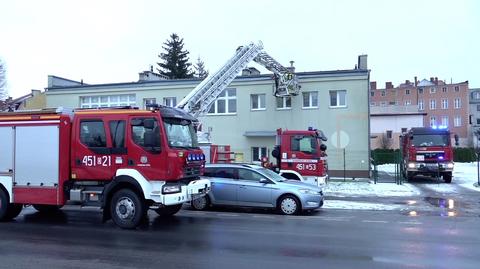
417 79 435 87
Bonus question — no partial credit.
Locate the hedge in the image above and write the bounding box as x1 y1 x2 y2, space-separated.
453 148 477 162
371 148 478 164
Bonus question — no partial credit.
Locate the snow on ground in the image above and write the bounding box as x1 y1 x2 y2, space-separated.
324 181 420 198
323 200 404 211
376 162 480 193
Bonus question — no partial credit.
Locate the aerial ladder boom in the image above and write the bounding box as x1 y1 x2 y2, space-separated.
176 41 300 118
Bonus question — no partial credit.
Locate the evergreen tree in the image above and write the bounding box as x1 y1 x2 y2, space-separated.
193 56 209 79
157 33 193 79
0 58 7 101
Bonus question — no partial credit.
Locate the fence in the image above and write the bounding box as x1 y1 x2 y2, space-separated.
371 149 403 184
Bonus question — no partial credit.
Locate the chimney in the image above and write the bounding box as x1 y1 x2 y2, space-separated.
357 54 368 70
435 77 438 85
405 80 410 85
414 76 418 86
370 81 377 90
430 77 434 82
241 68 251 76
386 82 393 89
286 60 295 73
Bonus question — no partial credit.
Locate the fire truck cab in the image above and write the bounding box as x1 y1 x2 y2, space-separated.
0 106 210 228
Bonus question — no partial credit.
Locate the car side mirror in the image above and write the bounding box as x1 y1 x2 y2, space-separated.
259 178 270 184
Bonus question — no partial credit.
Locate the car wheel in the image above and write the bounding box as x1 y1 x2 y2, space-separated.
155 204 183 216
191 195 210 211
110 188 145 229
278 195 300 215
443 172 452 183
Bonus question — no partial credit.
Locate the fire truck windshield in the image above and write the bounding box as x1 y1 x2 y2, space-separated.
412 135 449 147
163 118 199 148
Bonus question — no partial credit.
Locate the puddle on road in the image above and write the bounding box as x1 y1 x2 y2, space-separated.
424 197 457 209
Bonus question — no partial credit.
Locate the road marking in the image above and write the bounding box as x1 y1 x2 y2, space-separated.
361 220 389 223
217 213 240 217
308 216 350 221
399 221 422 225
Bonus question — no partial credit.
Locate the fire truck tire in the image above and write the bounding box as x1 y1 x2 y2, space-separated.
5 204 23 220
277 195 301 215
443 172 452 183
110 188 145 229
0 190 22 221
191 196 210 211
406 172 414 182
155 204 183 216
33 205 62 213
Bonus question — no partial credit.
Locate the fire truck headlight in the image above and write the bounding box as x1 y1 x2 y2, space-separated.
408 162 416 169
162 185 181 194
447 163 454 169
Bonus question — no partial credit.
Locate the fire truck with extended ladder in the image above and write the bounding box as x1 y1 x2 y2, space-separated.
0 41 325 228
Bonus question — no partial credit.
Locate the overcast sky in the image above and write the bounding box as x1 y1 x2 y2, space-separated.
0 0 478 98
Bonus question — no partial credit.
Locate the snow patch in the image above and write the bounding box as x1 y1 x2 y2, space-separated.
324 181 420 197
324 200 404 211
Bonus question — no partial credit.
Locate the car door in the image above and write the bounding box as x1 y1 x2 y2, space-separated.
207 167 238 206
236 168 273 207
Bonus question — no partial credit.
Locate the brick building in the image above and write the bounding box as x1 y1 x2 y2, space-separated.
370 77 470 146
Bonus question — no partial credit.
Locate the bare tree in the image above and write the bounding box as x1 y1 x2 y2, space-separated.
0 58 7 101
379 133 392 149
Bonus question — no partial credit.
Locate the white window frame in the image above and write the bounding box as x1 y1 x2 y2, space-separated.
381 91 386 97
442 87 447 93
405 89 410 95
208 88 237 115
80 94 136 108
143 98 156 109
252 146 268 162
430 87 436 94
454 98 461 109
251 94 266 111
404 100 411 106
441 99 448 109
430 116 436 127
429 99 436 110
418 100 424 110
441 116 449 127
455 86 460 92
302 91 318 109
163 97 177 107
454 116 462 127
474 92 480 99
329 90 347 108
276 96 292 110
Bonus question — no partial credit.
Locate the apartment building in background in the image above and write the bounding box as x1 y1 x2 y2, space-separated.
370 77 470 146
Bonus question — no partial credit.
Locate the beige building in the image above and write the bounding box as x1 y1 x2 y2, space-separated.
45 59 371 178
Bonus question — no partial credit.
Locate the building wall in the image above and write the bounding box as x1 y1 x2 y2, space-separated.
370 114 424 149
371 78 470 146
469 88 480 147
46 70 370 178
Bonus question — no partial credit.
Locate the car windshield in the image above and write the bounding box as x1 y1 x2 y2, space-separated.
412 134 449 147
291 135 318 154
163 118 198 148
254 167 286 182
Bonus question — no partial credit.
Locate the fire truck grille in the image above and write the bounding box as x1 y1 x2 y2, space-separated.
419 152 445 160
184 166 201 177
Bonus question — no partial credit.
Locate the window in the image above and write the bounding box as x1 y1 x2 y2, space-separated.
163 97 176 107
302 91 318 108
418 88 424 94
455 86 460 92
291 136 316 154
370 102 376 106
454 98 461 109
130 118 161 152
380 101 387 107
329 90 347 107
80 120 107 147
381 91 386 96
252 147 268 162
276 96 291 109
477 118 480 125
386 130 392 139
204 168 236 179
442 87 447 93
430 99 436 110
474 92 480 99
208 88 236 114
251 94 266 110
143 98 156 109
430 87 436 94
401 128 407 133
370 91 374 97
109 120 126 149
238 169 265 182
477 104 480 111
430 116 436 127
418 100 424 110
406 89 410 95
454 116 462 127
441 116 449 127
404 100 411 106
80 94 136 108
441 99 448 109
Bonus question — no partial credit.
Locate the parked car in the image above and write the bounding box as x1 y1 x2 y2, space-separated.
191 163 324 215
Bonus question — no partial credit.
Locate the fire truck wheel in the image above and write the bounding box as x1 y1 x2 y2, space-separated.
155 204 183 216
33 205 62 213
0 189 10 221
278 195 301 215
5 204 23 220
110 189 145 229
443 172 452 183
191 196 210 211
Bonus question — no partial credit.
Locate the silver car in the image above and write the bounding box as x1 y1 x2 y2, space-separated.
191 163 324 215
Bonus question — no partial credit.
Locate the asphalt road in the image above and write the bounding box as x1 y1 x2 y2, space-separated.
1 202 479 269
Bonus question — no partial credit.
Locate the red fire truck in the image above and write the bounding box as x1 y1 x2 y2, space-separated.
265 128 328 186
400 127 457 183
0 106 209 228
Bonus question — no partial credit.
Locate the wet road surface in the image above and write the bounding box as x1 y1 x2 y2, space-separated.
1 203 479 269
